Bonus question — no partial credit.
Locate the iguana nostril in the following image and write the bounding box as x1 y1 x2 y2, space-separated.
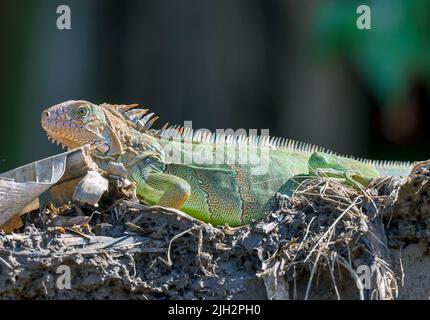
41 111 52 128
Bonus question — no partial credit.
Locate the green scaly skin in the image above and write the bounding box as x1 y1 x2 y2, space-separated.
41 100 415 227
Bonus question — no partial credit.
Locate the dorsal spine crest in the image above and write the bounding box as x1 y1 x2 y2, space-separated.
111 104 412 170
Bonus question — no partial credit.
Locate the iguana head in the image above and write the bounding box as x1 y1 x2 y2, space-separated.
41 100 163 158
41 100 107 150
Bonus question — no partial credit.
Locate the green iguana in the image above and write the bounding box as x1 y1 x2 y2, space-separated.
41 100 415 227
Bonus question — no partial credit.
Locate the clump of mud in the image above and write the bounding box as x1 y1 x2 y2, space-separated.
1 163 430 299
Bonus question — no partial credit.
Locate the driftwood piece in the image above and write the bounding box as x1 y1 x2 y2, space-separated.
0 147 93 229
106 162 128 179
48 146 95 206
72 170 109 206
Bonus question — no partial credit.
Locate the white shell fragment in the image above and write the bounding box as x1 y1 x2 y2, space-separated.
72 170 109 206
106 162 128 179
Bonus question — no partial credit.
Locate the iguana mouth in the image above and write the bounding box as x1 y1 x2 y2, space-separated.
46 134 68 149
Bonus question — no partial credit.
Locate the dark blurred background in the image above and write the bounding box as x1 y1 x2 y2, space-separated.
1 0 430 172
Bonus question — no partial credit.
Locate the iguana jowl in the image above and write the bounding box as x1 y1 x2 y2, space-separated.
41 100 414 227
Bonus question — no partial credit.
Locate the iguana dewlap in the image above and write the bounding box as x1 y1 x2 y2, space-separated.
41 100 414 227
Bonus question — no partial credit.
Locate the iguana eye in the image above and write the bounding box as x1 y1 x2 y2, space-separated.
75 106 90 117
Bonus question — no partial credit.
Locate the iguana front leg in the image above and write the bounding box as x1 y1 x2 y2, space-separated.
129 155 191 209
143 172 191 208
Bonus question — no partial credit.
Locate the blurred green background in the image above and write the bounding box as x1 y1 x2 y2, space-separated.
1 0 430 172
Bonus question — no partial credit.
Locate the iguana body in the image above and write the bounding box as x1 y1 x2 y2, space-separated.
41 100 414 227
